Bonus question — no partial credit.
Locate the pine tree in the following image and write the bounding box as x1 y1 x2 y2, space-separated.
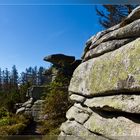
96 5 137 28
32 66 38 85
20 72 27 85
38 67 45 85
3 68 10 91
0 68 2 91
11 65 18 88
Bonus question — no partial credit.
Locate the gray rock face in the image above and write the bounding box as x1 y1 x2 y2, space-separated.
16 86 45 121
60 120 95 136
83 23 121 59
22 98 33 107
60 6 140 138
66 106 89 124
89 19 140 51
84 95 140 113
16 107 25 114
120 6 140 27
74 103 93 114
82 6 140 61
32 100 45 121
44 54 81 81
44 54 75 66
69 38 140 97
24 108 32 116
60 121 108 140
84 112 140 137
26 104 32 108
69 94 85 103
82 7 140 59
84 38 135 61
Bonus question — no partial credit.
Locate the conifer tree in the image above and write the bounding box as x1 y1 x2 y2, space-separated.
0 68 2 91
11 65 18 87
96 5 137 28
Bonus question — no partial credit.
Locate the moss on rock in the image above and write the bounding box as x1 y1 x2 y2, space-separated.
69 38 140 97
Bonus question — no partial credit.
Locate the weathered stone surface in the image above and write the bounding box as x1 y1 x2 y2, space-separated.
60 120 108 140
26 104 32 108
58 131 66 140
84 95 140 113
69 94 85 103
84 111 140 137
60 120 95 136
16 107 25 114
66 106 89 124
34 100 45 105
22 99 33 107
120 6 140 27
24 110 32 116
64 136 107 140
82 24 121 59
44 54 81 80
64 136 83 140
74 103 93 114
90 19 140 50
44 54 75 66
69 38 140 97
60 6 140 138
82 6 140 60
31 100 45 121
84 38 134 61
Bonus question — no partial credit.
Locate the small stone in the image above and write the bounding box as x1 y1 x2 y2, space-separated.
34 100 45 105
22 100 33 107
69 94 85 103
74 103 93 114
26 104 32 108
16 107 25 114
66 106 89 124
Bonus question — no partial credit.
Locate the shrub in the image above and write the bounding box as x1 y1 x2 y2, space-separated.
0 108 9 118
0 114 31 135
6 123 26 135
38 73 71 135
0 118 9 126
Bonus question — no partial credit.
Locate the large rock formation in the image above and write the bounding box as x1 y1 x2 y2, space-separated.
16 86 45 121
44 54 81 80
44 54 75 66
16 54 81 122
60 6 140 139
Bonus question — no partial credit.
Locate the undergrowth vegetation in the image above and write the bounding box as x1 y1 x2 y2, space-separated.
0 108 31 135
38 73 72 135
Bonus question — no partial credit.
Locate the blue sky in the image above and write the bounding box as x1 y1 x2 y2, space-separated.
0 3 103 73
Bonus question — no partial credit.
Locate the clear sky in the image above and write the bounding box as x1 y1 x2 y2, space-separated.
0 2 103 73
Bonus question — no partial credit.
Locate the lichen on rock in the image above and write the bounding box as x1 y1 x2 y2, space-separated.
60 6 140 138
69 38 140 97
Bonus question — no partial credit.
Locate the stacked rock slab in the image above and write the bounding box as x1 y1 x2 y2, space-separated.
16 86 45 121
44 54 81 79
60 6 140 139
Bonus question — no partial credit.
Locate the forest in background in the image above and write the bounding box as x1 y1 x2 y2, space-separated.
0 65 48 135
0 65 46 112
0 4 138 136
